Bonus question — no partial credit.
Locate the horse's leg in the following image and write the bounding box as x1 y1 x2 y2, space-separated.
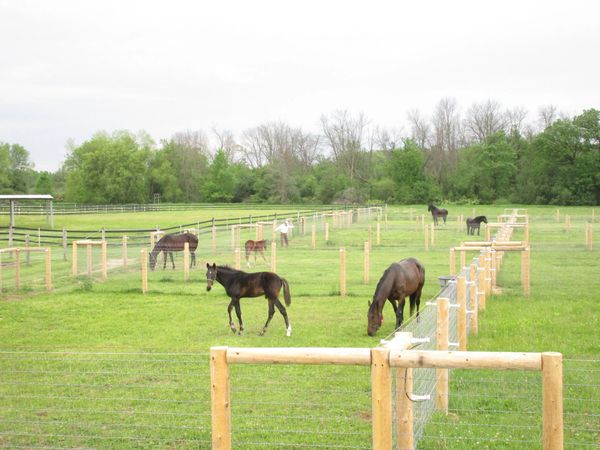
410 291 422 323
273 297 291 337
190 252 195 268
227 300 237 333
169 252 175 269
162 252 167 270
260 249 267 263
395 297 405 329
260 299 276 336
233 299 244 335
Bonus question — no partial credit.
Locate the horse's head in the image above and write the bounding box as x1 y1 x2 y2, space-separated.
367 300 383 336
206 262 217 291
482 216 488 223
427 204 433 212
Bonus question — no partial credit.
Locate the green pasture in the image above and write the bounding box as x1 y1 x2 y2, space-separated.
0 205 598 448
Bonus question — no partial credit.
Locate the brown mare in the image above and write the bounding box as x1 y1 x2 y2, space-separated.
244 239 268 267
367 258 425 336
205 263 292 336
149 232 198 270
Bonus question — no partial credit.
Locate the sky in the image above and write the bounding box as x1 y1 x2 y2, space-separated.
1 0 599 172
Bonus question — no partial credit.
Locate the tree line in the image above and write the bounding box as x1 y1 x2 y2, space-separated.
2 100 599 205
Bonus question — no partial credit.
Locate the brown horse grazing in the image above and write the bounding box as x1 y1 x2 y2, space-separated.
428 204 448 225
466 216 488 235
205 263 292 336
149 232 198 270
244 239 268 267
367 258 425 336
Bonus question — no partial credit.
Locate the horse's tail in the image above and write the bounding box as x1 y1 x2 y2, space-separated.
281 278 291 306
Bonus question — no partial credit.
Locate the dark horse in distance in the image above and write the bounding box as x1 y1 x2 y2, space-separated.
244 239 268 268
205 263 292 336
367 258 425 337
428 204 448 225
149 232 198 270
466 216 488 235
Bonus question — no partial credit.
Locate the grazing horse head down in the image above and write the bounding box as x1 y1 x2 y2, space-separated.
149 232 198 271
205 263 292 337
367 258 425 336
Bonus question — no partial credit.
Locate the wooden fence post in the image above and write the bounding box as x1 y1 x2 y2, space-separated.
397 351 414 450
14 248 21 290
122 236 128 268
436 297 449 414
478 267 486 311
460 248 466 269
141 249 148 294
233 248 241 270
211 347 231 450
62 229 67 261
364 242 370 284
311 223 316 249
184 242 190 280
325 222 329 243
457 276 467 351
376 221 381 245
371 347 392 450
542 352 563 450
271 241 277 273
339 248 347 296
469 263 478 335
449 248 456 276
86 243 92 276
212 226 217 253
45 248 52 291
101 240 107 280
25 235 31 266
72 241 78 276
522 246 531 296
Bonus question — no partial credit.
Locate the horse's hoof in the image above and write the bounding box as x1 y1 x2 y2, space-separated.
238 331 243 336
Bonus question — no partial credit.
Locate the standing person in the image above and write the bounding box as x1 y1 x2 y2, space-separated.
276 219 293 247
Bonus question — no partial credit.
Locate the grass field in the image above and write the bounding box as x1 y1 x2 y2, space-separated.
0 204 598 448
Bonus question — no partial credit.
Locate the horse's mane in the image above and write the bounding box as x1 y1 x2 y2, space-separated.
372 266 393 304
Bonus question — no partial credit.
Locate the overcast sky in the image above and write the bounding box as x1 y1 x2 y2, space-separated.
1 0 599 171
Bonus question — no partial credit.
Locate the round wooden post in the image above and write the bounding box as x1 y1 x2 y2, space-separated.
233 247 241 270
457 276 468 351
184 242 190 280
62 229 68 261
376 221 381 245
525 223 530 244
101 240 107 280
72 241 78 276
86 243 92 276
45 248 52 291
25 234 31 266
430 223 435 246
436 297 449 414
311 223 316 249
141 248 148 294
469 264 478 335
396 367 414 450
212 226 217 253
449 248 456 276
271 241 277 273
542 352 563 450
368 224 372 250
364 241 370 284
460 248 466 270
490 249 497 291
371 347 392 450
522 246 531 296
325 222 329 243
14 248 21 290
211 347 232 450
122 236 128 268
340 247 346 296
565 215 571 232
478 267 486 311
486 224 491 241
150 232 155 250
